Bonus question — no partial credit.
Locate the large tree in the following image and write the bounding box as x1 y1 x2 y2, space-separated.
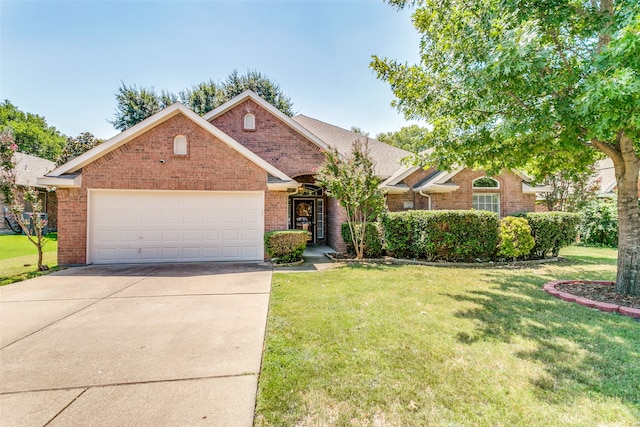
55 132 104 167
0 100 66 161
376 125 430 151
110 70 294 131
372 0 640 295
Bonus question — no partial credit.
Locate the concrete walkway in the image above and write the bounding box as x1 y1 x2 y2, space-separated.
275 246 344 273
0 262 272 426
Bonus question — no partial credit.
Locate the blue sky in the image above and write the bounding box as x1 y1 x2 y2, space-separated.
1 0 422 141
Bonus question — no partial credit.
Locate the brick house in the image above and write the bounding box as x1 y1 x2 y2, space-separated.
39 91 547 265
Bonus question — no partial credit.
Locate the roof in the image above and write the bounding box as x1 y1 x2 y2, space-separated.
41 102 294 188
291 115 411 179
13 152 55 188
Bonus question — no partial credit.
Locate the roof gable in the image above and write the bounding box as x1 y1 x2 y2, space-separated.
203 91 330 152
45 103 291 182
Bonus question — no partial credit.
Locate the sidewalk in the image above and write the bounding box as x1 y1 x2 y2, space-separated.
275 245 344 273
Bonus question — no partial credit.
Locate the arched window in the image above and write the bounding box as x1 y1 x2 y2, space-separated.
173 135 187 155
243 113 256 130
472 176 500 189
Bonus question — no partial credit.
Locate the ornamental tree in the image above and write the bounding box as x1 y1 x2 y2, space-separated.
316 140 386 259
372 0 640 295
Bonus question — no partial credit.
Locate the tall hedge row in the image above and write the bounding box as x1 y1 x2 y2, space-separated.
382 210 500 262
360 210 580 262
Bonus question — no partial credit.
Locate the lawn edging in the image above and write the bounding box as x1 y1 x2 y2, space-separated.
543 280 640 319
325 252 559 268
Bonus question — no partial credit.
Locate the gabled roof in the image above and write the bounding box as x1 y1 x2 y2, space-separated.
13 153 55 188
203 90 330 152
292 115 411 179
41 102 294 187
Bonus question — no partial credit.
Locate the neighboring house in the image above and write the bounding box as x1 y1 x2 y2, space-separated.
40 91 548 265
1 152 57 232
595 158 640 198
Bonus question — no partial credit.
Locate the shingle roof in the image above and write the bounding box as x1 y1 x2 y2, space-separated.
13 153 55 188
291 115 411 179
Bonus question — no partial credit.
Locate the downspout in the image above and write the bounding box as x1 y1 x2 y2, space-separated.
419 191 432 210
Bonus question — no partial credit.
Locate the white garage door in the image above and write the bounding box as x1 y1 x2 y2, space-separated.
89 190 264 264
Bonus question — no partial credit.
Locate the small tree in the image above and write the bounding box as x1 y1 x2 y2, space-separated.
0 128 49 271
316 140 386 259
541 166 601 212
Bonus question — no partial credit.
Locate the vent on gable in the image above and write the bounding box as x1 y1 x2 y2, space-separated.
173 135 187 155
244 113 256 131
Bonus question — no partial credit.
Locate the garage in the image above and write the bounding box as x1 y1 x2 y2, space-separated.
88 190 264 264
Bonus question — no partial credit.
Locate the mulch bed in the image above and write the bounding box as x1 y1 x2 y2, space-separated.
555 282 640 309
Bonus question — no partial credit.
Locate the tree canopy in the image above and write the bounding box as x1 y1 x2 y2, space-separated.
371 0 640 295
376 125 430 151
55 132 104 167
0 100 66 161
110 70 294 131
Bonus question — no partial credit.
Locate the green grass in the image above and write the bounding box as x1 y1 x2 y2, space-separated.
255 246 639 426
0 233 59 285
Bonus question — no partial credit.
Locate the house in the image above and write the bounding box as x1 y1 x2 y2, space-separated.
39 91 547 265
595 158 640 198
1 152 57 232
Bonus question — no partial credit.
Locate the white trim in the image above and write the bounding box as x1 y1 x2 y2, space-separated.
472 192 500 216
203 90 330 152
380 184 410 194
37 175 82 188
415 183 460 193
48 102 292 182
522 182 553 193
267 180 300 191
381 165 421 187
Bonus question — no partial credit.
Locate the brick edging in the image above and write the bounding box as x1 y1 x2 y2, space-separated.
543 280 640 319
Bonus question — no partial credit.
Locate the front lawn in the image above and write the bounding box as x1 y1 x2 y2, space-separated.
256 246 639 426
0 233 59 285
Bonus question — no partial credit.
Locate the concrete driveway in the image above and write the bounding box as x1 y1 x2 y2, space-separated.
0 262 272 426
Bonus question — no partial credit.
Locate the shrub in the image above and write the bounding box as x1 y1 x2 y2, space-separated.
578 199 618 247
383 210 500 262
498 217 535 260
341 222 383 258
264 230 308 263
524 212 580 257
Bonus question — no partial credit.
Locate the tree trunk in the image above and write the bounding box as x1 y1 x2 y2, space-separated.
613 144 640 296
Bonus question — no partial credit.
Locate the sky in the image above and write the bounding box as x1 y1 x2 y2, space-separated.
1 0 423 141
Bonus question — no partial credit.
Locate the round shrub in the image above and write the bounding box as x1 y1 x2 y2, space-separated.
264 230 308 263
498 217 535 260
578 199 618 247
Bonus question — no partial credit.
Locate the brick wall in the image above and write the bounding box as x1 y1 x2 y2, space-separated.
209 99 326 178
326 197 348 253
57 113 277 265
387 168 536 215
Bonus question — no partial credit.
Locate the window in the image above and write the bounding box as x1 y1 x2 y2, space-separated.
243 113 256 130
473 193 500 215
472 176 499 188
173 135 187 155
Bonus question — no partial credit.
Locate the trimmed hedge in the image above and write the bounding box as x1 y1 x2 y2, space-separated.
341 222 384 258
264 230 308 263
382 210 500 262
522 212 580 257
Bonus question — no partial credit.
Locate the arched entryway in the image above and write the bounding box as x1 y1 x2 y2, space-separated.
288 178 326 245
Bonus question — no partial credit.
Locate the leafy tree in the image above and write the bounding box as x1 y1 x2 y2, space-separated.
179 80 225 116
541 166 601 212
372 0 640 295
56 132 104 167
0 100 66 160
111 70 294 131
222 70 294 116
316 140 386 259
0 128 49 271
376 125 429 151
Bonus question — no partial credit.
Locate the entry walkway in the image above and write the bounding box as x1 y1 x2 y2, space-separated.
276 245 343 272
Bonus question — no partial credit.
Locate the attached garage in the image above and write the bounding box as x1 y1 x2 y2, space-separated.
88 190 264 264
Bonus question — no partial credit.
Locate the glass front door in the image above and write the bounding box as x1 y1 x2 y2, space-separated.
293 199 314 243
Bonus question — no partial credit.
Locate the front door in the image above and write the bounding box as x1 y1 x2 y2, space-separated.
293 199 314 243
